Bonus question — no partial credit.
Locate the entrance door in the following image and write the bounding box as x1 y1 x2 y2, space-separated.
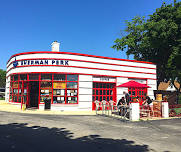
29 81 39 108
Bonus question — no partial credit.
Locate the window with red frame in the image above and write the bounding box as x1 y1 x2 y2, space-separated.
10 74 28 103
10 74 78 105
92 82 116 110
128 87 147 103
52 74 78 104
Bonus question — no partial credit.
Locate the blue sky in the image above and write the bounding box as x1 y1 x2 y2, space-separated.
0 0 177 70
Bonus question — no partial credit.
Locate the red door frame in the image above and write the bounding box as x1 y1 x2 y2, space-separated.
92 82 116 110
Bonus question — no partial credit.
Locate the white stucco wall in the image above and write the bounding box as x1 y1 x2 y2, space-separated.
116 77 128 102
78 75 92 111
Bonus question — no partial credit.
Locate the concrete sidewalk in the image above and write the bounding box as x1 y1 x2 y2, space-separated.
0 100 96 115
0 100 180 121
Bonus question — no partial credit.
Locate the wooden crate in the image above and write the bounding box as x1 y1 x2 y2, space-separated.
153 101 162 117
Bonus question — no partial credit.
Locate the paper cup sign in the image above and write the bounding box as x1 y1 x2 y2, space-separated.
53 82 66 89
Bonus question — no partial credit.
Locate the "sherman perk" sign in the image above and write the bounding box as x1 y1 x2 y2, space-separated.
13 59 69 68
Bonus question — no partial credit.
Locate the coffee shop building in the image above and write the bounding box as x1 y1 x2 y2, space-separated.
5 42 157 111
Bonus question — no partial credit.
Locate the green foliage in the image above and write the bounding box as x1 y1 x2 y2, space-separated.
0 69 6 88
178 95 181 104
172 108 181 115
112 1 181 93
0 97 5 100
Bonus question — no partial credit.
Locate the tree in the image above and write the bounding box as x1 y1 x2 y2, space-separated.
112 1 181 98
0 69 6 88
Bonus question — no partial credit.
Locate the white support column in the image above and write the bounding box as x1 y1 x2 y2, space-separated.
162 102 169 118
129 102 140 121
78 75 93 111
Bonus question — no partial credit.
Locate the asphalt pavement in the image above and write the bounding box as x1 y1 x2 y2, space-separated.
0 111 180 152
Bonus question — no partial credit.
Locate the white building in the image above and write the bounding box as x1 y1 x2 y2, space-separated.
5 42 157 111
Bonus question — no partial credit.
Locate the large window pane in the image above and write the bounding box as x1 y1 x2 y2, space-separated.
41 74 52 80
53 96 65 104
13 89 18 95
24 89 27 95
103 84 106 88
67 82 77 88
103 90 106 95
67 97 77 104
18 96 21 103
40 89 52 96
96 90 99 95
100 83 103 88
100 90 102 95
20 74 27 80
19 82 22 88
29 74 39 80
54 74 65 81
96 83 99 88
40 82 52 88
53 89 65 96
67 75 78 81
40 82 52 96
67 89 77 96
14 75 18 81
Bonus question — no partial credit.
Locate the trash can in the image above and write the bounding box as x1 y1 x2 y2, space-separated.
44 98 51 110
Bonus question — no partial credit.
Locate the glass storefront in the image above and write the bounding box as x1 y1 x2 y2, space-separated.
9 73 78 106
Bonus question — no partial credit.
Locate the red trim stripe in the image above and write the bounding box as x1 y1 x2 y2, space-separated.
7 51 155 65
6 64 156 76
7 57 156 70
6 72 157 80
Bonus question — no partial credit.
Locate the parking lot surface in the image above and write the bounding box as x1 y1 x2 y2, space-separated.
0 111 180 152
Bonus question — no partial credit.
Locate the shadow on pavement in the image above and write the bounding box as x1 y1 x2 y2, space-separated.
0 123 150 152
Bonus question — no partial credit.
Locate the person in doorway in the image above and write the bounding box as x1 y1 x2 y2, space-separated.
123 91 131 105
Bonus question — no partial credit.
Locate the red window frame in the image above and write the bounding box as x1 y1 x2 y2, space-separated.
128 87 147 104
92 82 116 110
9 73 79 108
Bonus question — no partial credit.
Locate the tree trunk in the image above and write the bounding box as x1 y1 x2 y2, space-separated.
173 82 180 104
